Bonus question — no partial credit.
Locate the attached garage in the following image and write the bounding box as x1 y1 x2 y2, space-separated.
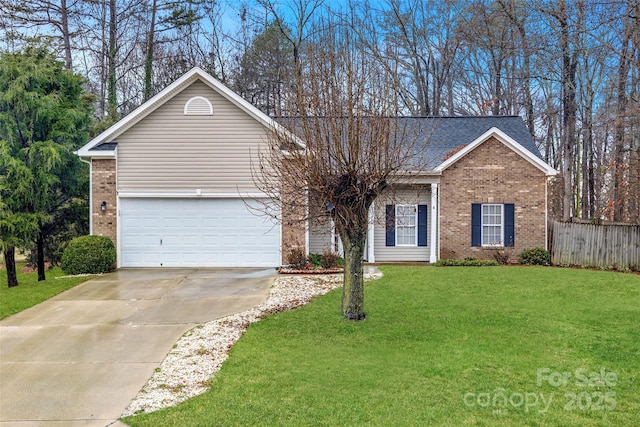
78 68 307 268
119 198 280 267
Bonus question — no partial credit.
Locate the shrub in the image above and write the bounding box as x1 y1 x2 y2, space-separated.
308 253 323 268
435 258 499 267
61 235 116 274
286 246 308 270
321 249 342 269
519 247 551 265
491 247 513 265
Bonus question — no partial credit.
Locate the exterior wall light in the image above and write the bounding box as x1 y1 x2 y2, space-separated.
101 201 107 211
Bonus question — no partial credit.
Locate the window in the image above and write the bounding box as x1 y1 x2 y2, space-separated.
184 96 213 115
471 203 514 247
396 205 417 245
482 204 503 246
385 204 428 247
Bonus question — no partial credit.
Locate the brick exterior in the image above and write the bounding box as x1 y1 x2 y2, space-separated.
280 169 307 265
439 137 548 261
280 197 307 265
91 159 117 247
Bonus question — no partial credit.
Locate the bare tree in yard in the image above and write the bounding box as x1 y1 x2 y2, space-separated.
0 0 83 69
253 17 427 320
543 0 581 221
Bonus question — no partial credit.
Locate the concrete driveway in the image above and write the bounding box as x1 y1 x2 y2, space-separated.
0 268 275 427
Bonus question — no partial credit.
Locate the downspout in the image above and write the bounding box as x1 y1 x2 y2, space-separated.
545 176 549 251
367 203 375 262
304 189 310 256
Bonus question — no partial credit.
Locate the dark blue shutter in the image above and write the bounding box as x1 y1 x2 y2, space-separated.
471 203 482 246
504 203 515 247
385 205 395 246
418 205 428 246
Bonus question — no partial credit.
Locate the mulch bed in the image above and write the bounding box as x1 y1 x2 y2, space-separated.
20 263 52 273
278 267 344 275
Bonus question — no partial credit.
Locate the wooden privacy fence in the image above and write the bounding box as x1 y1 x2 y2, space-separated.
549 220 640 271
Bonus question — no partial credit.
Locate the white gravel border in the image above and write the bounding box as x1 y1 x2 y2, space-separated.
123 271 382 416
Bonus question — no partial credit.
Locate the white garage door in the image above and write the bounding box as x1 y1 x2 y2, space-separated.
120 198 280 267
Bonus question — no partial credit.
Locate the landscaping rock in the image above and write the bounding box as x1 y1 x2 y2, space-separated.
123 270 382 416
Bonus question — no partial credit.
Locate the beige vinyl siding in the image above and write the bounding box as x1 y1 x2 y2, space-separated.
374 187 431 262
308 200 334 254
309 219 333 254
116 80 270 193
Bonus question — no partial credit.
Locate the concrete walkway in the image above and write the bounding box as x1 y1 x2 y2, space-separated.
0 268 275 427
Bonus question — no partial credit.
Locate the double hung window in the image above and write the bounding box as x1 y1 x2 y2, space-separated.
396 205 418 246
471 203 515 247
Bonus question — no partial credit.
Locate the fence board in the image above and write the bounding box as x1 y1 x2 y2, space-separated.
549 220 640 271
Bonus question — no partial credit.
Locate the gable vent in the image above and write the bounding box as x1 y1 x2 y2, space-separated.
184 96 213 115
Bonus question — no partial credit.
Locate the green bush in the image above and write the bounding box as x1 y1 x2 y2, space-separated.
518 247 551 265
304 252 344 269
61 235 116 274
308 253 323 268
434 258 499 267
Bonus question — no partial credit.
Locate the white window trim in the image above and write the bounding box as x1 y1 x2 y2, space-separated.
481 204 504 247
396 204 418 247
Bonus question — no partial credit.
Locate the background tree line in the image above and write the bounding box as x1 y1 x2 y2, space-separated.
0 0 638 278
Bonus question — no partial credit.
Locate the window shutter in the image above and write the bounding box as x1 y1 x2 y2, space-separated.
504 203 515 247
385 205 395 246
471 203 482 246
418 205 428 247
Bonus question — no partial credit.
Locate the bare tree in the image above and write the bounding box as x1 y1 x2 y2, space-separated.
253 15 428 320
611 2 635 221
0 0 83 69
141 0 200 101
540 0 581 221
258 0 324 74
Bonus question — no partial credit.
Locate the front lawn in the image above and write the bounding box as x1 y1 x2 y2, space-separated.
125 266 640 426
0 265 92 320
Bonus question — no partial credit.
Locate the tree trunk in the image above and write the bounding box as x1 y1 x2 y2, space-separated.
60 0 73 70
582 107 595 218
493 57 503 115
613 38 630 221
340 228 367 321
37 226 46 282
107 0 118 119
143 0 157 102
4 246 18 288
629 125 640 224
557 0 578 221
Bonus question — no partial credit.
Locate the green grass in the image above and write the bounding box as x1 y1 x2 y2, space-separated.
124 266 640 427
0 264 91 320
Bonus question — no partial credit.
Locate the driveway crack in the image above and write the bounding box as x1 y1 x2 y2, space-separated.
160 271 193 300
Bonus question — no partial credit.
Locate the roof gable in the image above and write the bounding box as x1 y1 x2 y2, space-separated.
434 126 557 176
400 116 541 168
77 67 301 157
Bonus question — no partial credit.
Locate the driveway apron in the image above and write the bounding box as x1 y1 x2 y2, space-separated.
0 268 274 427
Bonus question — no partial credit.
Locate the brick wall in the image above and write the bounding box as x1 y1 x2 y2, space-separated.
439 137 548 261
91 159 117 247
280 158 307 264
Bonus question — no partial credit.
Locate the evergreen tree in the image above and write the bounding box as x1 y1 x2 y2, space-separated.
0 45 93 285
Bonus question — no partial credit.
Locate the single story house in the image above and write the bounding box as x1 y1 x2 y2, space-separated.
76 67 557 267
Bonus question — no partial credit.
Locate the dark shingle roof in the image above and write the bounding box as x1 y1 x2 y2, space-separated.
402 116 541 169
89 142 117 151
276 116 541 170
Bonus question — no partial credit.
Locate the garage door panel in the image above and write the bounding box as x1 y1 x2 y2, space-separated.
120 198 280 267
